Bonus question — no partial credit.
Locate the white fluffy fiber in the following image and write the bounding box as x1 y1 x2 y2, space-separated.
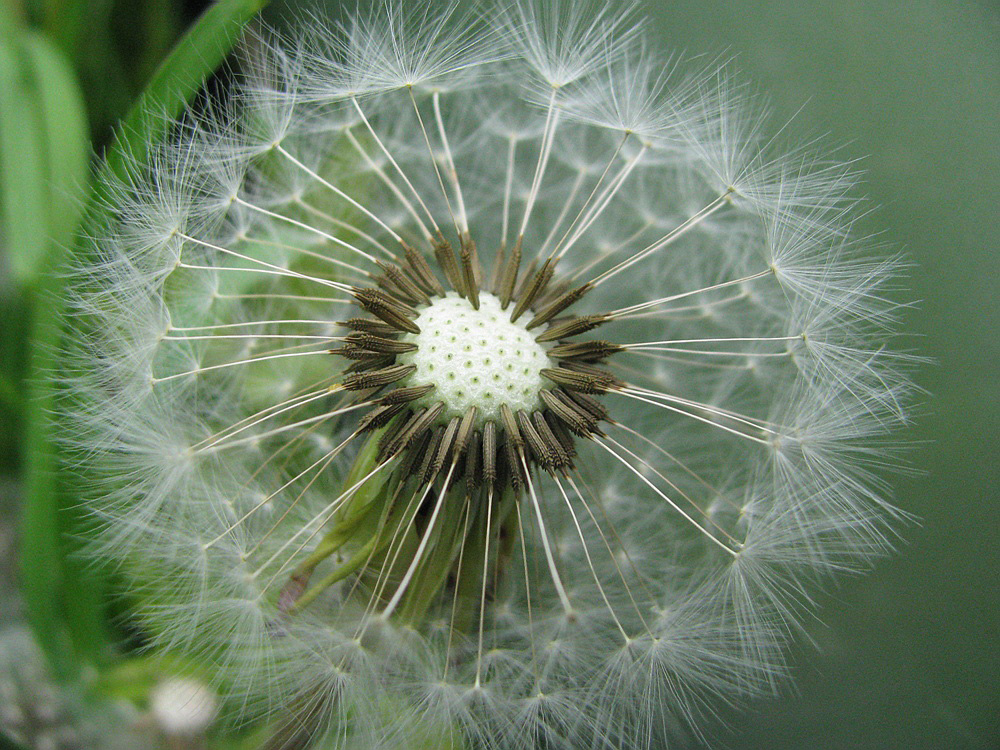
63 1 914 747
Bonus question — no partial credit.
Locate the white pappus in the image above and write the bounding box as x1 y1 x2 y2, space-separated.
64 1 915 748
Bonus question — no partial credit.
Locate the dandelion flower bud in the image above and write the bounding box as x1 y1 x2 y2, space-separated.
65 1 914 747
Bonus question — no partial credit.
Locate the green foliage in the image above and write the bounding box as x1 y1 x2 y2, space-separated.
0 27 86 286
1 11 95 680
0 0 270 685
100 0 269 188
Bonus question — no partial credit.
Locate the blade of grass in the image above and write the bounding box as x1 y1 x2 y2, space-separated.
21 243 76 680
13 0 269 678
21 31 89 252
137 0 183 89
40 0 88 61
0 38 50 286
99 0 269 191
19 29 103 665
0 27 76 678
9 27 91 680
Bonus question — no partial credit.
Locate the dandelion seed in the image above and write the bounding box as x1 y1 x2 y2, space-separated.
66 2 914 748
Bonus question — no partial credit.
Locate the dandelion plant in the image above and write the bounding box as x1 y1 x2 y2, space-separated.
64 2 913 747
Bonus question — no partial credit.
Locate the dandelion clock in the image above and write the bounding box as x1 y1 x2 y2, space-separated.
65 2 914 747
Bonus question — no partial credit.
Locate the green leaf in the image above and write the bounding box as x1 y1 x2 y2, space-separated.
14 0 268 678
0 27 89 282
39 0 88 60
99 0 269 191
0 37 49 286
20 30 89 251
20 259 76 680
3 28 90 680
14 32 96 663
5 0 269 681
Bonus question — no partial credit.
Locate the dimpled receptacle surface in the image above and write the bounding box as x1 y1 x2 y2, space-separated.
398 292 552 424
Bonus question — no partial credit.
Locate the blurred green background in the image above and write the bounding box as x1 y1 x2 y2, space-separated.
0 0 996 748
638 2 1000 748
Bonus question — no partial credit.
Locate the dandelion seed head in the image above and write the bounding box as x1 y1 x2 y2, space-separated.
63 1 914 747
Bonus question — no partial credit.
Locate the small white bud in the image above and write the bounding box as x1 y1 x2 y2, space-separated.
150 678 218 737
